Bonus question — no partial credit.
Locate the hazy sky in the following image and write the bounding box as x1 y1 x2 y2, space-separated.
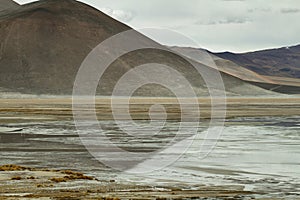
14 0 300 52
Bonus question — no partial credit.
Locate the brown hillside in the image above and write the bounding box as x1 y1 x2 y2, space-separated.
214 45 300 79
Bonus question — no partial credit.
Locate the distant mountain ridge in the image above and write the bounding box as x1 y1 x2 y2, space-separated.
173 46 300 94
213 45 300 78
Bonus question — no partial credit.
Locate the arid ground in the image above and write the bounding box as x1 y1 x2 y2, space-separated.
0 96 299 199
0 97 300 121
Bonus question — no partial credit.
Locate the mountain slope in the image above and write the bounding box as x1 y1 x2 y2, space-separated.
0 0 277 96
174 46 300 94
0 0 19 10
214 45 300 78
0 0 19 17
170 47 273 83
0 0 130 94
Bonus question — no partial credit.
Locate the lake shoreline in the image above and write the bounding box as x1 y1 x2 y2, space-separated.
0 97 299 199
0 165 258 199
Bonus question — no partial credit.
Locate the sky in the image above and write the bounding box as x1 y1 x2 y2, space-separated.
14 0 300 53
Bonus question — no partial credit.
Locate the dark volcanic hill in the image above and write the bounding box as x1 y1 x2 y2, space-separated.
214 45 300 78
0 0 130 94
0 0 277 96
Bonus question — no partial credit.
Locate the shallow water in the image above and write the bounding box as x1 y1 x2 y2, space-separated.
0 116 299 198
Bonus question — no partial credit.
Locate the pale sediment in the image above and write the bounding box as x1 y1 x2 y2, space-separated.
0 97 299 122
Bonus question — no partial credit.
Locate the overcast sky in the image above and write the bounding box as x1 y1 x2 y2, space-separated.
15 0 300 53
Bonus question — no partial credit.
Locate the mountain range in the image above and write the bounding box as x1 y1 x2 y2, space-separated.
0 0 299 96
214 45 300 78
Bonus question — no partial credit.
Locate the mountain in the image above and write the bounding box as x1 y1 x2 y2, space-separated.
174 47 300 94
0 0 129 94
214 45 300 79
170 47 272 83
0 0 280 96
